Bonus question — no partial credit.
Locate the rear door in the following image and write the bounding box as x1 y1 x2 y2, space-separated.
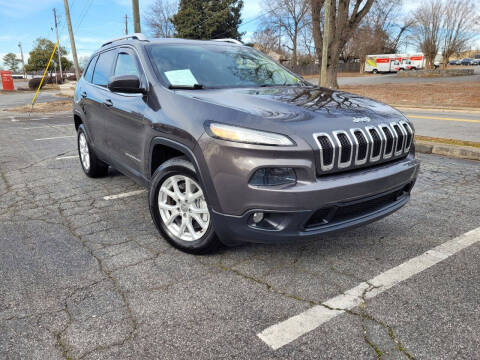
77 55 97 137
104 47 148 177
88 49 117 155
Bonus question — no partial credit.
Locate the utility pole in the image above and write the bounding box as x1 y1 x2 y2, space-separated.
18 42 26 79
320 0 331 87
53 8 63 81
132 0 141 33
63 0 80 80
125 14 128 35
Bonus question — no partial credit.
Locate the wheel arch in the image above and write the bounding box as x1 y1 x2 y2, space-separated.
148 137 220 211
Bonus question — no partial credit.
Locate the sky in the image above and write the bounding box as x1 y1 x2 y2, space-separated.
0 0 477 69
0 0 264 68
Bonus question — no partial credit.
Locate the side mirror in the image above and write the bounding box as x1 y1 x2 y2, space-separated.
108 75 145 94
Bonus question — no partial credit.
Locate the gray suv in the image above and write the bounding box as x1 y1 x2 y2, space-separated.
74 34 420 253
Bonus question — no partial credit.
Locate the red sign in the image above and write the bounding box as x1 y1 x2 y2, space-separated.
1 71 14 91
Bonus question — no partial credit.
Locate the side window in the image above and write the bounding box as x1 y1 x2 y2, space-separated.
83 55 97 83
92 50 116 87
114 52 140 77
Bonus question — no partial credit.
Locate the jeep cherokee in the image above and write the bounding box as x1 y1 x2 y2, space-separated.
73 34 420 254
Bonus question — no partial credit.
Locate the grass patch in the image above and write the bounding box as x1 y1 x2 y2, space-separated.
341 81 480 109
6 100 72 113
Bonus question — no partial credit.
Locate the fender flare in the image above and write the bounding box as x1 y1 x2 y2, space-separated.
148 137 220 211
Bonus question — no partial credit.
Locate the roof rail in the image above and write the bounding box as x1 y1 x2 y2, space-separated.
102 33 148 47
211 38 243 46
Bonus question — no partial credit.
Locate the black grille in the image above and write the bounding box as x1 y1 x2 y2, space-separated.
369 128 381 158
305 185 411 229
317 135 333 165
382 126 394 154
393 124 404 152
354 131 368 160
337 133 351 163
402 123 413 149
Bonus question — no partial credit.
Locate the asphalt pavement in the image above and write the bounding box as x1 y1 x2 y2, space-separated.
399 108 480 143
0 111 479 359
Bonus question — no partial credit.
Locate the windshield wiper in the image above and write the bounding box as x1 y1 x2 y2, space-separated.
168 84 204 90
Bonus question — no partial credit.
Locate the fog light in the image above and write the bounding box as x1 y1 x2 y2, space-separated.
252 212 264 223
249 167 296 186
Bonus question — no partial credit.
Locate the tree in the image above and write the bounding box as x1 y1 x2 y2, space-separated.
252 26 281 53
25 38 68 73
172 0 244 40
261 0 310 66
440 0 479 68
311 0 375 88
61 57 73 72
3 53 20 72
78 56 90 71
146 0 178 37
341 0 414 72
412 0 443 69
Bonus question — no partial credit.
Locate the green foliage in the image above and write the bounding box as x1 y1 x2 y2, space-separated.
172 0 244 40
25 38 68 72
3 53 20 72
61 56 73 71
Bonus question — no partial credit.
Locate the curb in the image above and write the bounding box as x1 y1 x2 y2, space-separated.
415 140 480 161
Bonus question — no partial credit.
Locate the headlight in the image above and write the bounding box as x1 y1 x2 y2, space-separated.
208 122 294 146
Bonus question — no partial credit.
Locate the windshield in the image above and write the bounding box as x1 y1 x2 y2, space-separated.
147 43 302 88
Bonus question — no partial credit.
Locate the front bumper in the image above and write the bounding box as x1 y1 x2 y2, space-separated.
210 156 420 245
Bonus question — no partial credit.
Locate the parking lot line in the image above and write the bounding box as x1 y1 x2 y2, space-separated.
34 135 76 141
56 155 78 160
257 226 480 350
22 124 72 130
103 190 146 200
406 115 480 123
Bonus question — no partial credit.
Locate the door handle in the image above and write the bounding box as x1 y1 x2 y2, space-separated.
81 91 87 98
103 99 113 107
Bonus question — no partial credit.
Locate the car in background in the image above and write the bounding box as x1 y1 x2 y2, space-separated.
460 58 474 65
449 60 459 65
470 59 480 65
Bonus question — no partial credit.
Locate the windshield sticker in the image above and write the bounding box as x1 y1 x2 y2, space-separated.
164 69 198 86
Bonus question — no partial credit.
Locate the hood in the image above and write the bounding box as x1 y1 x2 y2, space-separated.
175 86 409 145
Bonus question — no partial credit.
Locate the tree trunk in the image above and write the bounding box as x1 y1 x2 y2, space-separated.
293 23 298 66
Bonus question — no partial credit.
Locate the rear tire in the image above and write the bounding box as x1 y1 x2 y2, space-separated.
77 125 109 178
149 157 220 254
372 69 378 74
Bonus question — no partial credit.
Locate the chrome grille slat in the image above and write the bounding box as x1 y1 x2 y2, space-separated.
400 121 413 152
350 128 369 165
379 124 394 159
314 122 414 173
333 131 353 168
391 122 405 156
366 126 382 162
313 133 335 171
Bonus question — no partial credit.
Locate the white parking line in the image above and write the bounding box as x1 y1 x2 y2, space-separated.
22 124 72 130
34 135 76 141
56 155 78 160
103 190 146 200
257 226 480 350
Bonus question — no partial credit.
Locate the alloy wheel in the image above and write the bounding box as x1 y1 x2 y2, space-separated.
79 133 90 171
158 175 210 241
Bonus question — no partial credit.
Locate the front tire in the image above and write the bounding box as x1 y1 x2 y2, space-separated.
77 125 108 178
149 157 220 254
